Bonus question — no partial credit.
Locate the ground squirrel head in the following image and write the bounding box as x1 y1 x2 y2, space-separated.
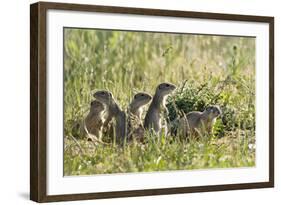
131 92 152 110
156 82 176 96
93 90 113 105
203 105 222 119
90 100 105 113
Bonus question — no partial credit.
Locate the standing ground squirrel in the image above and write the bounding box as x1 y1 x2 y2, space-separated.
178 105 222 138
144 82 176 135
93 90 126 141
127 92 152 141
82 100 105 141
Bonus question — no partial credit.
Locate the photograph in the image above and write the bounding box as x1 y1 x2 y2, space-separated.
63 28 256 176
30 2 274 202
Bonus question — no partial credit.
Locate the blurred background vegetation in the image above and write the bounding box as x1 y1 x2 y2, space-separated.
63 28 256 175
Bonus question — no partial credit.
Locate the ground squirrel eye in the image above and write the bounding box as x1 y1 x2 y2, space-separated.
165 84 169 87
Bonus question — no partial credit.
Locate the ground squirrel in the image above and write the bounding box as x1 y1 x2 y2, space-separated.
177 105 222 138
144 82 176 135
127 92 152 141
82 100 105 141
93 90 126 141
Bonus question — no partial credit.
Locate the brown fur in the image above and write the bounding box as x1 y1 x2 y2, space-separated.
177 105 222 138
127 92 152 142
82 100 105 141
144 82 176 135
93 90 126 141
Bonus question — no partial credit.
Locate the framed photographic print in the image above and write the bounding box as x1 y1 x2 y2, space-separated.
30 1 274 202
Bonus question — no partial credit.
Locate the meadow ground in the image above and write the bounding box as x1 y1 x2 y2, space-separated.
63 28 256 175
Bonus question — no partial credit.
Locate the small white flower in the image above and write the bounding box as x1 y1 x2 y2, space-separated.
248 144 256 150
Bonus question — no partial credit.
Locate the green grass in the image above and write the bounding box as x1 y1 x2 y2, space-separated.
63 28 256 176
